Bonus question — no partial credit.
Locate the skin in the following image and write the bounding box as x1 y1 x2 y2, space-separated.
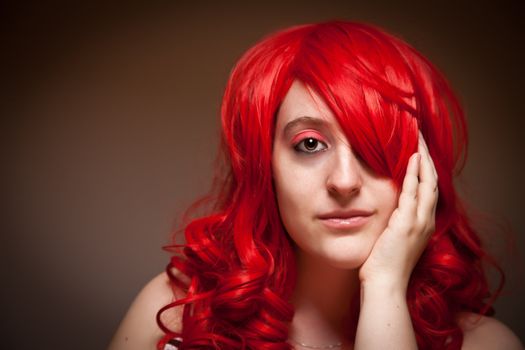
107 81 523 350
272 82 399 271
273 80 433 349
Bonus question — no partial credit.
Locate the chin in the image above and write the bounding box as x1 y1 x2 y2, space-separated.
324 254 368 270
316 244 372 270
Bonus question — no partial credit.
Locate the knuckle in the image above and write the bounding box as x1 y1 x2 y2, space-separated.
398 193 409 202
393 215 411 231
414 221 425 233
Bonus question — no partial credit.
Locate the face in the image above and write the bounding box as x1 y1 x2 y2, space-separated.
272 80 398 269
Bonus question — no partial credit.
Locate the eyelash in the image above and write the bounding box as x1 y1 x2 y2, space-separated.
293 136 328 154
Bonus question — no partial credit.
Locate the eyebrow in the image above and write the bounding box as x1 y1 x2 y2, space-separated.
282 116 328 137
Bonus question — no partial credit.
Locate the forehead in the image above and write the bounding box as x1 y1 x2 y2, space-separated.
276 80 333 128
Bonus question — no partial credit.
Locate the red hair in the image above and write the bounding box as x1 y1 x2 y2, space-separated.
157 21 503 349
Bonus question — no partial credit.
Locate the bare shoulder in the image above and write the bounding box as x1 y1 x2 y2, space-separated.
458 312 523 350
107 270 187 350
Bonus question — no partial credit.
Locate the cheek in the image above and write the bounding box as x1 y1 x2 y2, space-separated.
274 173 305 218
379 183 399 221
388 184 400 210
273 166 315 231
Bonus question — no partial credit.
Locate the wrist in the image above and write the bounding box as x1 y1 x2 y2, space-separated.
360 277 408 298
359 282 408 312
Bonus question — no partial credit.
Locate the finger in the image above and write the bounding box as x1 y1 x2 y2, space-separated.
417 179 437 230
418 132 437 179
417 136 437 191
396 153 420 222
417 134 438 229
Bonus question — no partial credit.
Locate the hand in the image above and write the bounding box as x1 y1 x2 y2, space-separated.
358 133 438 290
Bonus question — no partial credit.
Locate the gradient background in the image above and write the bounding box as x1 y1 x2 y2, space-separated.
2 1 523 349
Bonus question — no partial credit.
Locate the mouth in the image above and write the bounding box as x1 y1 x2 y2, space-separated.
317 210 373 230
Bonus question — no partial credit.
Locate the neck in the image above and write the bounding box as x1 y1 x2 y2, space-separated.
289 249 360 347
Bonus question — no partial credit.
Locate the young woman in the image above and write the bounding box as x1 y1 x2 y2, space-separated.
108 21 522 350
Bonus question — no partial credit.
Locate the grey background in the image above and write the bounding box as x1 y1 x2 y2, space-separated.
2 1 523 349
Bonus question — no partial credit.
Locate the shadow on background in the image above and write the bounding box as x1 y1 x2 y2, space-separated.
2 1 523 349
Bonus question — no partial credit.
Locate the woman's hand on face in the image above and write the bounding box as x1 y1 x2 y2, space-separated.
358 133 438 291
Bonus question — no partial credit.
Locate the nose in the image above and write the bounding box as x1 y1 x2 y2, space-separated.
326 147 363 198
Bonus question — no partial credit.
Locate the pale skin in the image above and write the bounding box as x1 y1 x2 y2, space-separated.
108 81 523 350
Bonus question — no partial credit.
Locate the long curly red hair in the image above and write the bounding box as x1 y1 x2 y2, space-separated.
157 21 503 349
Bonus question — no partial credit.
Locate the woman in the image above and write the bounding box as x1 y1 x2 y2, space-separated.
108 21 522 349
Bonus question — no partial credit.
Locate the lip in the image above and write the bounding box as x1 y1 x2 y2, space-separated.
318 209 374 230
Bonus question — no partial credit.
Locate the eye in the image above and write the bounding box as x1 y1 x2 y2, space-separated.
294 137 328 154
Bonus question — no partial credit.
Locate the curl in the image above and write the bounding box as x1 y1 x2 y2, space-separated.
158 20 504 350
